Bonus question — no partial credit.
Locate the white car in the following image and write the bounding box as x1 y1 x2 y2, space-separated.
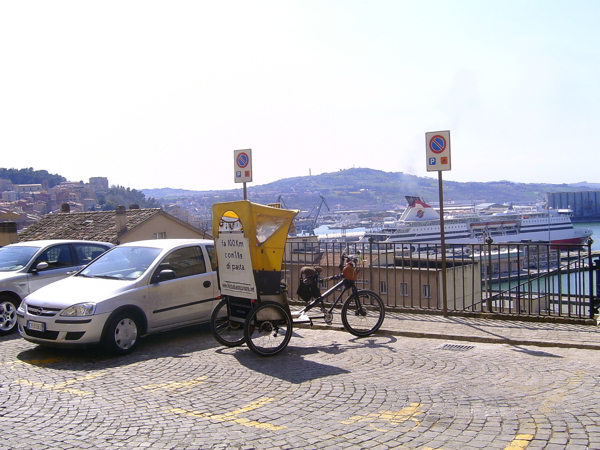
17 239 219 355
0 240 113 335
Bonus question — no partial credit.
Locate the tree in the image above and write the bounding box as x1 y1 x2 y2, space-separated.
102 185 162 210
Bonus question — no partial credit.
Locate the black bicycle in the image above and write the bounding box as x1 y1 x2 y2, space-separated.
293 254 386 338
211 254 385 356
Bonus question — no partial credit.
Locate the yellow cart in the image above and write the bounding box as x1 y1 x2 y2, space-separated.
210 200 298 356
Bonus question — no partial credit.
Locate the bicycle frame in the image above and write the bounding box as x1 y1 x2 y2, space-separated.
297 276 358 318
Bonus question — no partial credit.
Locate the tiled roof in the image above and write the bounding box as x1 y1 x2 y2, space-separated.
17 209 162 244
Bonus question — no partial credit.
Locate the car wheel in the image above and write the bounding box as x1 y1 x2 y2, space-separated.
0 296 19 336
103 312 141 355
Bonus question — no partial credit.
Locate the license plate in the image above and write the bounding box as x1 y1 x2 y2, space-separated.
27 320 45 332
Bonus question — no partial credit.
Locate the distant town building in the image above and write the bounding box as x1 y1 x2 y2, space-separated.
0 179 13 191
15 184 42 193
2 191 18 202
89 177 109 191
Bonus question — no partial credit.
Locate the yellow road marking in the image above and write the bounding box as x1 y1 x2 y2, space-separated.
4 357 66 370
170 397 285 431
540 370 587 413
20 357 65 366
14 372 107 397
341 402 423 431
134 376 208 392
504 434 533 450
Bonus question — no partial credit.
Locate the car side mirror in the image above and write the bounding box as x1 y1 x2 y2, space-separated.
157 269 176 282
35 262 49 271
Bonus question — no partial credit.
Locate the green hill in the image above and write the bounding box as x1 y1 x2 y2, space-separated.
144 168 597 211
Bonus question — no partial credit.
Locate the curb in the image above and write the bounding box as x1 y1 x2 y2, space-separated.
298 323 600 351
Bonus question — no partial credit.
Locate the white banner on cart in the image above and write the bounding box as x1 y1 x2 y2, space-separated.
215 231 257 299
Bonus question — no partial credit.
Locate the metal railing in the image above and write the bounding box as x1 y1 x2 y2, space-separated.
283 239 598 319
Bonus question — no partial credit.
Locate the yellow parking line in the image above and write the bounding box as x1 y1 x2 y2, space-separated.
504 434 533 450
20 357 65 366
341 402 423 431
169 397 285 431
134 376 208 393
14 372 107 397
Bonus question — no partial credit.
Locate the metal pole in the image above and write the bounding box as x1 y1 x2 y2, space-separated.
438 171 448 316
243 182 247 200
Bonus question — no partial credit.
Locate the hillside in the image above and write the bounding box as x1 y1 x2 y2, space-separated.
143 168 598 211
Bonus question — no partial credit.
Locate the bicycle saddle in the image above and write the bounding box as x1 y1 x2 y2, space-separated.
300 266 322 277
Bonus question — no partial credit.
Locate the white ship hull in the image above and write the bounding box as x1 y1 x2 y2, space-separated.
361 196 592 247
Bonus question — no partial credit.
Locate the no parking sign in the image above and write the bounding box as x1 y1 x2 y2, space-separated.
426 131 451 172
234 149 253 183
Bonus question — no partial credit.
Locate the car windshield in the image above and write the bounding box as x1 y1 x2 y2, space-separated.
78 246 162 280
0 246 40 271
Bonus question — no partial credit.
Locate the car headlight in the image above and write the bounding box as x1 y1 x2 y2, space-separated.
61 303 96 317
17 302 25 313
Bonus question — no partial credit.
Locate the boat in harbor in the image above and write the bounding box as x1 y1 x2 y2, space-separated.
360 196 593 246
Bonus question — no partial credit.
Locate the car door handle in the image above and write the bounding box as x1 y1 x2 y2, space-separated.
203 281 211 288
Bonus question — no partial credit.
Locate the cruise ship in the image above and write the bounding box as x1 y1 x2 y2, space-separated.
361 196 593 246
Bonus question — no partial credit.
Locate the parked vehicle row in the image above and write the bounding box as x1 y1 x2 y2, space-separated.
1 239 220 355
0 240 114 335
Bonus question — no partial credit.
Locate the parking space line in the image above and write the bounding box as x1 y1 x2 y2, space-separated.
504 434 533 450
340 402 423 431
20 357 65 366
14 372 107 397
169 397 285 431
134 376 208 393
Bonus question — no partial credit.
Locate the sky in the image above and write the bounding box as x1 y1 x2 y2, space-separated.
1 1 598 191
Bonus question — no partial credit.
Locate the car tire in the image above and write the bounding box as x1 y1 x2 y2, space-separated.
0 295 19 336
103 311 141 355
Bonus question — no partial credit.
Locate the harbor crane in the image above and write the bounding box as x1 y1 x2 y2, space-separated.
308 195 330 230
274 195 330 235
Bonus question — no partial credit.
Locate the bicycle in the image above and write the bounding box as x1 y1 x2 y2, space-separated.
293 253 386 339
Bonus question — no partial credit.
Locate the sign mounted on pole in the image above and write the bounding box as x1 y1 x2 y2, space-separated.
234 149 253 183
425 130 451 172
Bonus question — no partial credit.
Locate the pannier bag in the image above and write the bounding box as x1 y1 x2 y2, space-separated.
343 262 359 281
296 266 322 302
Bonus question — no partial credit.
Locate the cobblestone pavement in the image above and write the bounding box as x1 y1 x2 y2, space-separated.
2 323 600 450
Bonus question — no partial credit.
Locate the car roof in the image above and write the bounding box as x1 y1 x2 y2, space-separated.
117 239 213 250
6 240 114 248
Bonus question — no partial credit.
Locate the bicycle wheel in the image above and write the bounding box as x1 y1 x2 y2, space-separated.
341 289 385 337
211 298 245 347
244 301 292 357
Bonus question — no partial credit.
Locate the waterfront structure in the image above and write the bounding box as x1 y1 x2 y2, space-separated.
547 191 600 222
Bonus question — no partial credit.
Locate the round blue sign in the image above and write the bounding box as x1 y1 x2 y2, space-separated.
236 152 249 168
429 135 446 154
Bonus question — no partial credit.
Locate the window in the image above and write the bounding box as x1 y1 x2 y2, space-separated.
34 244 73 270
400 282 408 297
205 245 217 271
74 244 110 265
153 246 206 281
422 284 431 299
380 281 388 294
153 232 167 239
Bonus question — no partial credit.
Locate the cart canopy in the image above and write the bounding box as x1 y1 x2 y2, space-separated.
212 200 298 273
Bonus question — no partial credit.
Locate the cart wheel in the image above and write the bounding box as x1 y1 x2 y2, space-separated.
244 301 292 357
211 298 245 347
341 290 385 337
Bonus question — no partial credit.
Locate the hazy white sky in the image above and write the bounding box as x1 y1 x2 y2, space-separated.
1 1 598 191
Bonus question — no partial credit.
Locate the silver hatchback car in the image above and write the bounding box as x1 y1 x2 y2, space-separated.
17 239 219 355
0 240 113 335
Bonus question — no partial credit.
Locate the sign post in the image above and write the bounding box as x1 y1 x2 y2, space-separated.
426 131 451 316
234 149 253 200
